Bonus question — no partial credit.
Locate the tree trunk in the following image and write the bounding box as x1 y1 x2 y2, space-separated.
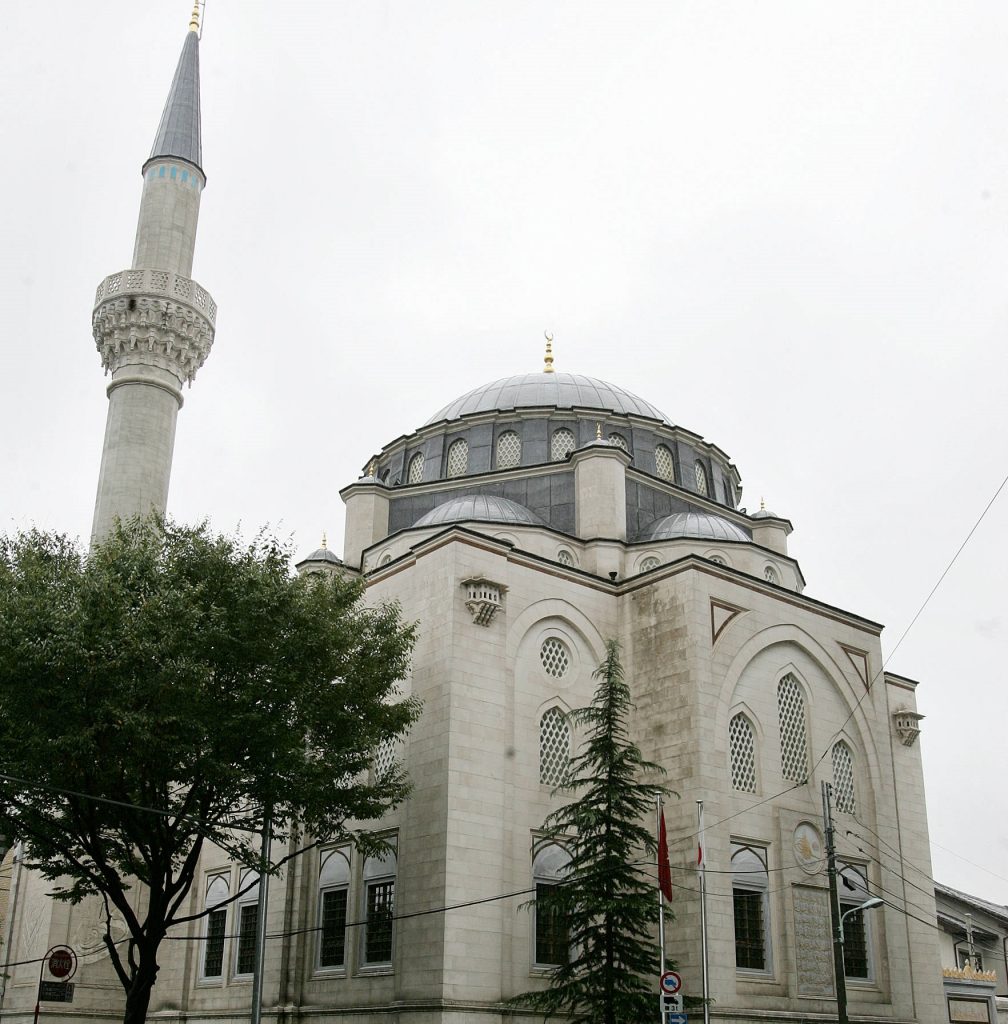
122 956 159 1024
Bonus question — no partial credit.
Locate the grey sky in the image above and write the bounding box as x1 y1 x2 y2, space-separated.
2 2 1007 907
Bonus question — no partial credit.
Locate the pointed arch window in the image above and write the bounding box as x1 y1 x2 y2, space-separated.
496 430 521 469
362 842 397 966
732 843 771 973
202 874 229 979
831 741 856 815
406 452 425 484
655 444 675 482
539 708 570 786
694 461 709 496
318 848 351 969
532 843 571 967
446 439 469 477
838 864 873 979
777 674 809 783
729 713 757 793
551 428 575 462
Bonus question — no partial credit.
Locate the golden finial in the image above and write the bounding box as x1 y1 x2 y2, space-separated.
368 459 377 477
760 497 766 511
321 531 328 550
596 422 602 440
189 1 200 32
543 331 555 374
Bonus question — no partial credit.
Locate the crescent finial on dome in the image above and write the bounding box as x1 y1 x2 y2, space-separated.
543 331 555 373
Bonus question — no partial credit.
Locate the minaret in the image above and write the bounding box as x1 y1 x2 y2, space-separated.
90 3 216 543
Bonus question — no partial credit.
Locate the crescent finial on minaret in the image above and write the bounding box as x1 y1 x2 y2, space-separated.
189 1 200 32
543 331 555 373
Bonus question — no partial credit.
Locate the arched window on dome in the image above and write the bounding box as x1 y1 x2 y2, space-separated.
608 432 628 452
557 548 576 567
406 451 425 484
640 555 661 573
655 444 675 482
446 439 468 477
496 430 521 470
551 428 576 462
694 460 709 497
831 740 856 815
764 565 779 585
532 843 571 967
777 674 809 784
729 713 757 793
539 707 570 786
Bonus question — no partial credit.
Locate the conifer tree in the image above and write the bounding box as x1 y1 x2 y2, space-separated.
512 639 673 1024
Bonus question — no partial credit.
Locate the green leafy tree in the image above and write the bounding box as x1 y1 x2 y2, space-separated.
0 519 420 1024
512 640 672 1024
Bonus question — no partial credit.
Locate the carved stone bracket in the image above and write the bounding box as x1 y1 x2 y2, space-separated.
892 708 925 747
461 577 507 626
92 269 216 386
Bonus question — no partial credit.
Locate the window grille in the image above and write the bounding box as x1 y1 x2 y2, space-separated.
709 554 727 566
831 741 856 814
539 708 570 785
235 903 258 975
655 444 675 481
732 844 770 973
407 452 425 484
841 907 869 977
446 439 469 477
640 556 660 573
365 881 394 963
557 549 575 566
319 889 348 967
533 844 571 967
608 432 628 451
551 428 575 461
764 565 779 585
540 638 570 678
694 461 709 496
777 675 809 783
203 908 226 977
496 430 521 469
374 738 395 779
729 714 757 793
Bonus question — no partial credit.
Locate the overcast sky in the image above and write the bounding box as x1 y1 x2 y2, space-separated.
2 2 1007 912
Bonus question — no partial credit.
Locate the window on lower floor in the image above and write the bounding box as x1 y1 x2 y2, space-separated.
201 874 229 979
362 842 397 966
732 843 771 973
839 863 873 980
532 842 572 968
318 847 351 969
234 871 259 977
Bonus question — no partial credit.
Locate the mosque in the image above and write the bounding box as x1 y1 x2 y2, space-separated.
0 9 947 1024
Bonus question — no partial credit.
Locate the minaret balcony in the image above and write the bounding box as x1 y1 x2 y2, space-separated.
92 269 217 387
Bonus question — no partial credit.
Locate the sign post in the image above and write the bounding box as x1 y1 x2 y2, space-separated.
659 971 685 1024
34 945 77 1024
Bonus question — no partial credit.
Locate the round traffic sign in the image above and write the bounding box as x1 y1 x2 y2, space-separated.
47 946 76 980
660 970 682 995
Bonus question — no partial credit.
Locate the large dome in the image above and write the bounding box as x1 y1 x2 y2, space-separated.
424 372 669 426
413 494 546 528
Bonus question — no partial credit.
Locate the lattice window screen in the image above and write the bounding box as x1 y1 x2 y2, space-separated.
539 708 570 785
446 439 469 477
709 555 727 566
407 452 425 484
764 566 779 585
694 461 709 496
557 550 575 566
551 429 575 461
608 433 628 451
373 739 395 779
496 431 521 469
640 556 660 572
729 714 757 793
777 675 809 783
655 445 675 481
832 741 856 814
540 638 570 678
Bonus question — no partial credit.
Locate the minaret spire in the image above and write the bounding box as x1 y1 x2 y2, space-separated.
89 17 217 544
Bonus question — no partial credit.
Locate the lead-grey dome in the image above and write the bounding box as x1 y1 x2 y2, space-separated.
425 372 669 425
642 511 750 543
414 494 546 528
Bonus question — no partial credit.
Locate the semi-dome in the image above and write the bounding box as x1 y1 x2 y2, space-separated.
424 372 669 426
642 510 750 543
413 494 546 528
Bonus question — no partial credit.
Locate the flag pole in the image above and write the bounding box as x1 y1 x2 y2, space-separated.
698 800 710 1024
657 796 666 975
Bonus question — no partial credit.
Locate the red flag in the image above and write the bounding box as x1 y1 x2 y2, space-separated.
658 810 673 902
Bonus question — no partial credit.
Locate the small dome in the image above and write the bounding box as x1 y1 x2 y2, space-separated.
424 372 669 425
299 546 344 566
413 494 546 528
642 510 750 543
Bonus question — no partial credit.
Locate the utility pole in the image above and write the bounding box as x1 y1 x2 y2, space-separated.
250 803 272 1024
822 781 848 1024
